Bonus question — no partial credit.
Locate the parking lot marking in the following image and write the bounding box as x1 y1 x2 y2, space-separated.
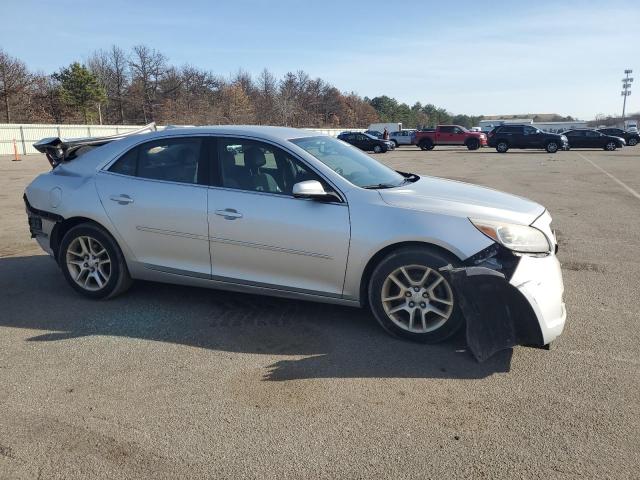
575 151 640 201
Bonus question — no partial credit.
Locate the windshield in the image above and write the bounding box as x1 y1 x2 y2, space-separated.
290 136 406 188
364 133 380 140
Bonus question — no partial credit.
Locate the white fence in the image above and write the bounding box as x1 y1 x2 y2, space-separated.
0 123 364 156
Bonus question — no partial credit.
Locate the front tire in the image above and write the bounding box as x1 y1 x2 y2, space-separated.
628 138 638 146
392 140 399 148
545 141 559 153
368 247 464 343
58 223 132 299
496 141 509 153
466 139 480 150
373 145 382 153
604 141 617 151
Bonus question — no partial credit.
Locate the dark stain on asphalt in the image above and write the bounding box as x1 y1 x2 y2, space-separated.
0 444 14 459
562 261 605 273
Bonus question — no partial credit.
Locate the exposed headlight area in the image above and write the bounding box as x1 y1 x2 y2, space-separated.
470 218 551 254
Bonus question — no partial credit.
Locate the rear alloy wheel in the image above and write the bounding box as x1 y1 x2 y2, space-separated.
604 141 617 151
59 223 132 299
368 248 464 343
373 145 383 153
546 141 559 153
628 138 638 146
496 141 509 153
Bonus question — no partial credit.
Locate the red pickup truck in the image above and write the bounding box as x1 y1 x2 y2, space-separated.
414 125 487 151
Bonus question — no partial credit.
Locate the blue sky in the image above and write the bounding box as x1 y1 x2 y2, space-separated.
1 0 638 120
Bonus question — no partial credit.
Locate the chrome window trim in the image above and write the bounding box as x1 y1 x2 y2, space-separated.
97 169 210 190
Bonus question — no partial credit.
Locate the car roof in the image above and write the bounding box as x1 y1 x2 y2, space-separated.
148 125 320 142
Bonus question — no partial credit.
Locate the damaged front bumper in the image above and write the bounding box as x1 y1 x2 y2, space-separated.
441 249 566 362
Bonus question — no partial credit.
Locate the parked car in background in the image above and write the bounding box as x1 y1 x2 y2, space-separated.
597 127 639 146
26 125 566 361
563 129 625 151
389 129 416 147
414 125 487 151
338 131 393 153
487 124 568 153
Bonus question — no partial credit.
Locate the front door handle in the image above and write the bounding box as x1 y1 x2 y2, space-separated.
109 194 134 205
214 208 243 220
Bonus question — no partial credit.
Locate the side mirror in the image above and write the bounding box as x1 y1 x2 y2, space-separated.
292 180 338 201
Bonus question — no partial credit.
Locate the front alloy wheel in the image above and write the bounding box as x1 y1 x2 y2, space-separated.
628 138 638 146
546 142 559 153
373 145 382 153
368 247 464 343
605 141 617 151
381 265 454 334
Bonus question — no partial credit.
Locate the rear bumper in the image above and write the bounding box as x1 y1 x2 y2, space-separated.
24 194 60 256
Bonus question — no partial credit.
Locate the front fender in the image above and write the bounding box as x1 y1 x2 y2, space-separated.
440 265 544 362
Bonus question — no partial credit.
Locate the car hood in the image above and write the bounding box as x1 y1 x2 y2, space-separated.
379 176 545 225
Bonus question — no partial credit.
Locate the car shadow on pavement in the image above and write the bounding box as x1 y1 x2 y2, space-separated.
0 255 513 380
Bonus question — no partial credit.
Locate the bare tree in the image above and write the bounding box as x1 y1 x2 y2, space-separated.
0 49 31 123
129 45 167 123
255 68 277 124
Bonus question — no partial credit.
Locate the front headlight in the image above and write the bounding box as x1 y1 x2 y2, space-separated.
561 135 568 141
470 219 551 253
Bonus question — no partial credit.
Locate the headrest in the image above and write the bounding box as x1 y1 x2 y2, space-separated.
243 147 266 169
222 150 237 168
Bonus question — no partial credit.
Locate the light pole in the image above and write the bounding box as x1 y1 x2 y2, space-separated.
621 69 633 125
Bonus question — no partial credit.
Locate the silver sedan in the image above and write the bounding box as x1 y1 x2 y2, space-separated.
25 126 566 361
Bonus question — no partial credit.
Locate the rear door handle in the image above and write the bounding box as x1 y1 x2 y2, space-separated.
214 208 243 220
109 194 134 205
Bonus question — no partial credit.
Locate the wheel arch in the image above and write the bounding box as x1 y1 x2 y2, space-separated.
358 241 463 307
51 216 116 264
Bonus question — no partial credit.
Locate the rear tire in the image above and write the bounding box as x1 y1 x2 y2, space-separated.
419 140 434 151
368 247 464 343
58 223 132 299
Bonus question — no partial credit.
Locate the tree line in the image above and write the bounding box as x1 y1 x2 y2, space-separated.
1 46 483 128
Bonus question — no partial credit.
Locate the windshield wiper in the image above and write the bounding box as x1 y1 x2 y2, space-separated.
361 183 398 189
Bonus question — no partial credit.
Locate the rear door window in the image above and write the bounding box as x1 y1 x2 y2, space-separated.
500 126 523 134
108 137 205 185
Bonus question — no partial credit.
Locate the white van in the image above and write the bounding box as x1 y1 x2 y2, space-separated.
624 120 638 132
367 123 403 135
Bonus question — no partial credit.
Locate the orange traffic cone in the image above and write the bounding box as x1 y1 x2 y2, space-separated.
12 139 21 162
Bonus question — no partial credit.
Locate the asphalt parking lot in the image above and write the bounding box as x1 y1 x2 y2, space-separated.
1 146 639 479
